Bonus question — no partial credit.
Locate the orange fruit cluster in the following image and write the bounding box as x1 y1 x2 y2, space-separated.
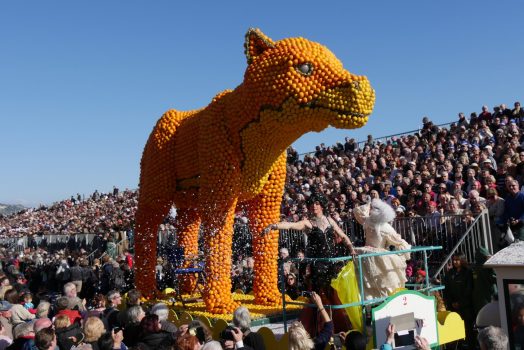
134 28 374 314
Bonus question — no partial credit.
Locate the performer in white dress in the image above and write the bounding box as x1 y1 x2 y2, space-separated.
353 199 411 300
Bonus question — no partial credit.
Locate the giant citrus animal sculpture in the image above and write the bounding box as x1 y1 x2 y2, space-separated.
135 28 375 313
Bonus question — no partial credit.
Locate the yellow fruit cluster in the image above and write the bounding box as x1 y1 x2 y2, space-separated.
134 28 374 314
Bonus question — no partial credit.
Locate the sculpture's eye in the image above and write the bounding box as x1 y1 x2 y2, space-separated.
296 62 313 76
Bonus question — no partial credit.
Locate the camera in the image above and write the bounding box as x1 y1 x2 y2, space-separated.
302 291 314 298
219 326 236 341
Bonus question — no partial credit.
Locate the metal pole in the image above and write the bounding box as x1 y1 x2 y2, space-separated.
423 250 430 296
281 259 288 333
359 255 366 330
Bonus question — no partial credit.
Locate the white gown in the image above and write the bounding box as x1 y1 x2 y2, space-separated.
353 202 411 300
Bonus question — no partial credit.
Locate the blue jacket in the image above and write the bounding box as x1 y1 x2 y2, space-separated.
498 192 524 224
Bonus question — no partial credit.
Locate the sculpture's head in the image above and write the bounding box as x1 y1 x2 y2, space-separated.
242 28 375 131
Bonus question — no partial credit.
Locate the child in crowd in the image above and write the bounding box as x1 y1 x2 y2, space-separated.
21 292 36 314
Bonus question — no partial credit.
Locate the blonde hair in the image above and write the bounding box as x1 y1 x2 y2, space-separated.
84 317 105 342
54 314 71 329
288 322 314 350
36 301 51 318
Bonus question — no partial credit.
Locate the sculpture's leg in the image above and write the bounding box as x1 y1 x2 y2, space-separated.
200 198 240 314
247 152 287 305
174 207 201 293
134 201 171 298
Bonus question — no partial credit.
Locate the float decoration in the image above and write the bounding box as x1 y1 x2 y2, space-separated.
134 28 375 313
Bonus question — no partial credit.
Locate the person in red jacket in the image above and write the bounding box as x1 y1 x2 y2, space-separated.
54 297 82 326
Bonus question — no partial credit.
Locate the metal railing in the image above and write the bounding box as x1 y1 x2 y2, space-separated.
272 210 491 277
297 121 454 158
149 211 490 278
431 209 492 282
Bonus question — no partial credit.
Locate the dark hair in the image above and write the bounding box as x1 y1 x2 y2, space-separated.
97 332 114 350
4 289 19 305
140 314 161 335
126 289 141 306
92 294 107 309
452 253 469 268
345 331 367 350
35 327 55 350
220 326 236 341
306 193 328 210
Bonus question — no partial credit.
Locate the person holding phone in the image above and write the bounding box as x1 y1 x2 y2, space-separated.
97 329 127 350
381 324 430 350
288 292 333 350
232 306 265 350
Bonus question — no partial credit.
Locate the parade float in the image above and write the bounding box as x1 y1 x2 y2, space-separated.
134 28 374 313
132 28 466 349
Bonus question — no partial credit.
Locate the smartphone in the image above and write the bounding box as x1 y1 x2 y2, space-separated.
394 330 415 346
333 334 343 349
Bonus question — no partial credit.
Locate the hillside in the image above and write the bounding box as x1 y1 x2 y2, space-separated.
0 203 26 216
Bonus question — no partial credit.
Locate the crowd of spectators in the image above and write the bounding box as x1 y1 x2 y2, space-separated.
2 102 524 249
282 102 524 244
0 242 270 350
0 188 138 238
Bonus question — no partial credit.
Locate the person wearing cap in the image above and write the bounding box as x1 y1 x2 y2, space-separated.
0 303 13 342
481 157 497 174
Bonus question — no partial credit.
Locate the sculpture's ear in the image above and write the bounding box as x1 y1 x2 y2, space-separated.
244 28 275 64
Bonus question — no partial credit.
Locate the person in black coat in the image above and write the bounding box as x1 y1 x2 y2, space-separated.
54 314 84 350
135 314 174 350
444 253 475 349
122 306 145 347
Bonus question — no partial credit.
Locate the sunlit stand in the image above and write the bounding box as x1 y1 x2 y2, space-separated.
281 246 466 348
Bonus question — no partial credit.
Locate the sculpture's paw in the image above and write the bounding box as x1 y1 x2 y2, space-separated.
206 299 241 315
254 290 284 306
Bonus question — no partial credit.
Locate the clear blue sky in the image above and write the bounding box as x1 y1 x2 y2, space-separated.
1 1 523 206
